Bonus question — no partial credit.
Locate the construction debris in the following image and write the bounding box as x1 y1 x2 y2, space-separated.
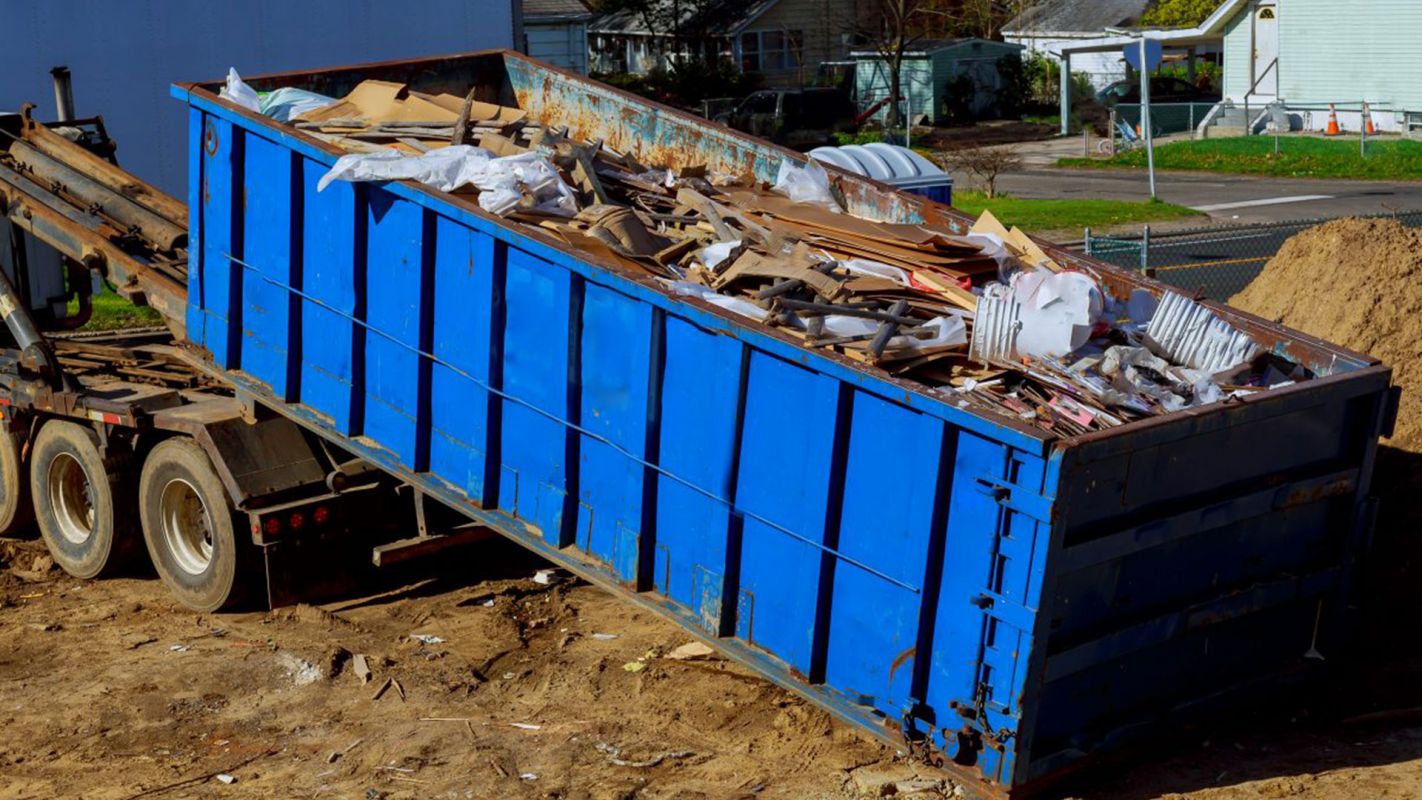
276 78 1304 436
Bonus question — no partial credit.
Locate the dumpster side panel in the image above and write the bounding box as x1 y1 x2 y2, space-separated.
1022 370 1393 784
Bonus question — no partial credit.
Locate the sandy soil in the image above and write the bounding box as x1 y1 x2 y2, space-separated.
2 529 1421 800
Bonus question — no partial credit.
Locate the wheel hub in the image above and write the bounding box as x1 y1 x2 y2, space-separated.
47 453 95 545
159 478 213 575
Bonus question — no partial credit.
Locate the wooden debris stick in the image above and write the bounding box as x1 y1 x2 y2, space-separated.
676 188 736 241
452 86 478 145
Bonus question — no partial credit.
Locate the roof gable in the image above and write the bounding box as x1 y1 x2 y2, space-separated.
524 0 592 20
1004 0 1150 35
590 0 779 36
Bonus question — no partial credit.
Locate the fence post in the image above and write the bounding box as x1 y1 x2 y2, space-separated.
1084 227 1093 256
1141 225 1151 275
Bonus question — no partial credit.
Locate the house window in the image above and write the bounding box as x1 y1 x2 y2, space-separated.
739 29 803 72
1258 7 1275 19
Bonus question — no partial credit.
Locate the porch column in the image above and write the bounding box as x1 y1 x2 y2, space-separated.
1187 47 1197 83
1059 52 1072 136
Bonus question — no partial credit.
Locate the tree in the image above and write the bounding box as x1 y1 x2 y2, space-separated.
1139 0 1226 27
940 145 1022 199
860 0 942 129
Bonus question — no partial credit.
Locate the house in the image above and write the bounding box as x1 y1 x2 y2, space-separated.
1003 0 1155 90
523 0 594 73
852 39 1025 125
1053 0 1422 135
588 0 859 87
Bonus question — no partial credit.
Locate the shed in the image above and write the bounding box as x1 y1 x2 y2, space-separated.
851 39 1024 125
809 143 952 204
523 0 593 74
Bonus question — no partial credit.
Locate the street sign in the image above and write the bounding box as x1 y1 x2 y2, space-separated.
1123 39 1163 72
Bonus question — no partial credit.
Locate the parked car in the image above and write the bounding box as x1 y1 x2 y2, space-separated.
1096 76 1220 105
714 87 855 148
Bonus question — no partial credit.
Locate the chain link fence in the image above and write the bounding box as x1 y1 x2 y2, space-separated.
1082 209 1422 300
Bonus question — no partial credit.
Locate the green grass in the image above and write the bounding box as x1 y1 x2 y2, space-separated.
951 190 1202 232
72 287 164 331
1058 136 1422 180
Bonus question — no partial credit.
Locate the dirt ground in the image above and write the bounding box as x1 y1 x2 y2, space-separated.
5 221 1422 800
2 529 1422 800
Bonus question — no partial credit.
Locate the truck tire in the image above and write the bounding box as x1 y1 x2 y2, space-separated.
0 428 33 535
139 437 247 612
31 420 139 579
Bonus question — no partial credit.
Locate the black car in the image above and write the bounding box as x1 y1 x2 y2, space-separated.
715 88 855 148
1096 76 1221 105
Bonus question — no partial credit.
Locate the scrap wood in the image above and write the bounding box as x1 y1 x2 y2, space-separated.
716 251 843 300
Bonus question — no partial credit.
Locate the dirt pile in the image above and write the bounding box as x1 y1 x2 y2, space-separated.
1231 217 1422 451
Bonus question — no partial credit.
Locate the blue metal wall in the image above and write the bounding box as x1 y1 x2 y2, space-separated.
175 52 1392 796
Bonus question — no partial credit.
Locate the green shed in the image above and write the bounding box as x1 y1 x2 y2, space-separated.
852 38 1025 125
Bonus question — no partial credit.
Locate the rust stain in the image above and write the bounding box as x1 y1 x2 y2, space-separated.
889 646 916 681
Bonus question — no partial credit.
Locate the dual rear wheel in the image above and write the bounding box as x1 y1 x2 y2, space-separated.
17 421 246 611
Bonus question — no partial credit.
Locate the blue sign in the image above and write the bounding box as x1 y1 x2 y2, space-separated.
1123 39 1164 72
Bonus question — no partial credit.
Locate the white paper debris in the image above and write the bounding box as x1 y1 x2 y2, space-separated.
1012 270 1103 359
665 280 770 321
219 68 260 112
696 240 742 271
772 159 840 212
590 632 619 641
511 722 542 730
216 773 237 785
410 633 446 645
1145 292 1261 372
969 291 1022 365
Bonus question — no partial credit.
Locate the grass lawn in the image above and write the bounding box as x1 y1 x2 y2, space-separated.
76 287 164 331
951 189 1202 233
1058 136 1422 180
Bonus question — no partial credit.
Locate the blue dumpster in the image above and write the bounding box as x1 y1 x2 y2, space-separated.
172 51 1394 797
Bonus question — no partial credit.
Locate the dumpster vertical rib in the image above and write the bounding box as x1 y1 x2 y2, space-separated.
559 274 585 547
348 185 369 437
284 149 304 402
227 127 245 370
185 107 204 344
414 208 437 472
809 383 855 684
636 307 666 592
481 239 508 509
720 343 752 638
909 422 959 725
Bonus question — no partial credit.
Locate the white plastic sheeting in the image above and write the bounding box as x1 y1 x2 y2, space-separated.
317 146 578 218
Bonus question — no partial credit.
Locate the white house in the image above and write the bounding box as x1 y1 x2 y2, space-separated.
523 0 594 74
1053 0 1422 136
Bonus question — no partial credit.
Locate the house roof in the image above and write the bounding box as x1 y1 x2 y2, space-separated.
1047 0 1250 56
1003 0 1149 36
849 37 1023 58
589 0 779 36
524 0 592 21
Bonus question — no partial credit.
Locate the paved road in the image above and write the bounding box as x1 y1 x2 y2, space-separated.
989 167 1422 225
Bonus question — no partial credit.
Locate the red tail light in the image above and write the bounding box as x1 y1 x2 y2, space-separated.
313 506 331 525
289 511 306 531
263 517 282 535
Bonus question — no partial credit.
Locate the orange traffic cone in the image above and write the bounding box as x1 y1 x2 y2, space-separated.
1325 104 1341 136
1364 102 1377 135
